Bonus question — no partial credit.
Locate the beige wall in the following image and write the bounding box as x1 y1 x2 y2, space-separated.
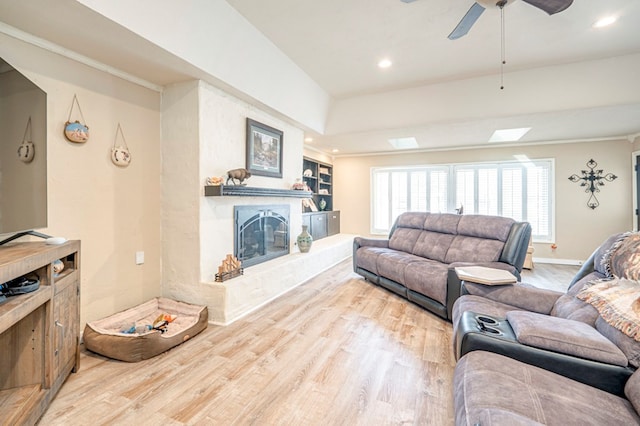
1 34 162 326
334 139 633 262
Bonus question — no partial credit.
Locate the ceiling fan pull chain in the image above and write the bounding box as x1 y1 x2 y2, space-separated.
500 1 506 90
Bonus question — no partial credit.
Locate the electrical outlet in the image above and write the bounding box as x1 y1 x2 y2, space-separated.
135 251 145 265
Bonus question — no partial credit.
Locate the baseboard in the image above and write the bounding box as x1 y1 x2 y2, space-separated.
532 257 583 266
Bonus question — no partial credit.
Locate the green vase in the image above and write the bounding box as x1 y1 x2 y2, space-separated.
297 225 313 253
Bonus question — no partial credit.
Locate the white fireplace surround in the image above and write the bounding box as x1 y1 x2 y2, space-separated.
161 80 351 324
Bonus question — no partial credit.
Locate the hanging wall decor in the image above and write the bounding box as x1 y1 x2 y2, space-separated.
64 94 89 143
568 159 618 209
111 122 131 167
17 116 35 163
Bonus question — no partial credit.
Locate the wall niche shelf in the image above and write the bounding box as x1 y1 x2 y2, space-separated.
204 185 312 198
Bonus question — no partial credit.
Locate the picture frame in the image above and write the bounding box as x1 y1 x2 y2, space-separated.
246 118 283 178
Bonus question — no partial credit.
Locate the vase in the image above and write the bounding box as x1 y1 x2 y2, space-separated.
297 225 313 253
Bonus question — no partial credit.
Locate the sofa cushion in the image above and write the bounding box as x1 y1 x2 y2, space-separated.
412 231 455 263
423 213 460 234
355 247 394 275
625 368 640 415
603 232 640 279
394 211 428 229
550 271 602 326
444 235 504 264
376 251 424 285
506 311 628 367
597 317 640 369
455 351 640 426
388 227 421 253
462 282 561 315
457 214 514 241
403 260 450 305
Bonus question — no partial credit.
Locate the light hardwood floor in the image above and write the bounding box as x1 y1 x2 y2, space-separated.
40 260 579 425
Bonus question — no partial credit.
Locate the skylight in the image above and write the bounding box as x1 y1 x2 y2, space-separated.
489 127 531 143
388 137 418 149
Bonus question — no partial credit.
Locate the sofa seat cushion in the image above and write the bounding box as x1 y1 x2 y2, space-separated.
355 247 396 275
403 260 450 305
454 351 640 426
376 251 425 285
506 311 628 366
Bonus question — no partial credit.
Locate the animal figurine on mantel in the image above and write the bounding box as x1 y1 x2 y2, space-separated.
226 168 252 185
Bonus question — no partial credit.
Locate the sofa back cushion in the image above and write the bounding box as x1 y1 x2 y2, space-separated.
388 227 422 253
445 236 505 264
457 215 515 242
423 213 461 234
412 231 455 263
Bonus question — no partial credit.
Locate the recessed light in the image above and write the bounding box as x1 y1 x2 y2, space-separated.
304 137 313 142
388 137 418 150
332 148 339 153
489 127 531 143
378 59 392 69
593 16 616 28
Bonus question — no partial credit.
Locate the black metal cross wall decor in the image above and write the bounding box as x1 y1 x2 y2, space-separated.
568 159 618 210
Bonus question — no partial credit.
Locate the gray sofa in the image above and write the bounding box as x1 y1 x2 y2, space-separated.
452 232 640 424
455 351 640 425
353 212 531 320
452 232 639 395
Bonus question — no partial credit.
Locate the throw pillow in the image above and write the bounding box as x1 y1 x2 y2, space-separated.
578 277 640 341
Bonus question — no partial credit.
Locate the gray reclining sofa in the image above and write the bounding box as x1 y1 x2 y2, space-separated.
353 212 531 320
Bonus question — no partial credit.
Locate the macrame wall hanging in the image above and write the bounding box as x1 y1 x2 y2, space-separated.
17 116 34 163
64 94 89 143
568 159 618 209
111 122 131 167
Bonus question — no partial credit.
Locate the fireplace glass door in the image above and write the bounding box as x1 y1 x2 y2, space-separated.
234 205 290 268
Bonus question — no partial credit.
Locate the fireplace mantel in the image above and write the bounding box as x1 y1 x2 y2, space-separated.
204 185 312 198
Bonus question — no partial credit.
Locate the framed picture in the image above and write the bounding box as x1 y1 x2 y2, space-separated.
246 118 283 178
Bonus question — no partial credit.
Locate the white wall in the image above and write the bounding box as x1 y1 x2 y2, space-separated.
0 34 162 326
162 80 305 297
334 139 633 262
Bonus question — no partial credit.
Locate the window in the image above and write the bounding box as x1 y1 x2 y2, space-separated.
371 159 554 241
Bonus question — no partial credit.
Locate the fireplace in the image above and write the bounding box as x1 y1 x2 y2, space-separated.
234 205 290 268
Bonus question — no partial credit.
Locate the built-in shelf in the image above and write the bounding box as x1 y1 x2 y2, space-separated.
204 185 313 198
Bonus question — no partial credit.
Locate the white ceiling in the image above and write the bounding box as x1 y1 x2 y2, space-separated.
1 0 639 156
225 0 640 154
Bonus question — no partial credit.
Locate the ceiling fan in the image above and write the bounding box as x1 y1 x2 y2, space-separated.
401 0 574 40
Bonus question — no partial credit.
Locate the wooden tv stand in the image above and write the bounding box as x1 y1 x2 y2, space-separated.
0 240 80 425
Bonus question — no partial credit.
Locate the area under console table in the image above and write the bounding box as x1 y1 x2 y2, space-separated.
0 240 80 425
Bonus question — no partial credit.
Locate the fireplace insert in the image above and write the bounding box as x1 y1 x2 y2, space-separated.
234 205 290 268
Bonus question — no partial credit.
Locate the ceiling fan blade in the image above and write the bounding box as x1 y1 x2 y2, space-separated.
521 0 573 15
400 0 418 3
448 2 486 40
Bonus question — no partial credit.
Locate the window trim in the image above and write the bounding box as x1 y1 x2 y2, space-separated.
370 159 555 243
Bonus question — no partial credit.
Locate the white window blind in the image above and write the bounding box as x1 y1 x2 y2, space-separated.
371 159 554 241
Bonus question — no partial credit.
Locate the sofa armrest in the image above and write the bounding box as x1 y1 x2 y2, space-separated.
462 281 563 315
446 262 518 320
353 237 389 273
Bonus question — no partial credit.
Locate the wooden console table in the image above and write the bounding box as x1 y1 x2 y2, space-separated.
0 240 80 425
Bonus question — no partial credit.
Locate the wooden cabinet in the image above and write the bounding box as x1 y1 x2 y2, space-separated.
302 211 341 241
0 240 80 425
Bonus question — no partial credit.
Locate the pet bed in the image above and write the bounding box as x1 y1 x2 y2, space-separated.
83 297 208 362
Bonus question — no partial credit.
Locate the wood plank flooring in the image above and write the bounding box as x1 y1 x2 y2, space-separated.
40 260 579 425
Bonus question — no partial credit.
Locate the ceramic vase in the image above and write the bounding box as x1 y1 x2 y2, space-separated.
297 225 313 253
